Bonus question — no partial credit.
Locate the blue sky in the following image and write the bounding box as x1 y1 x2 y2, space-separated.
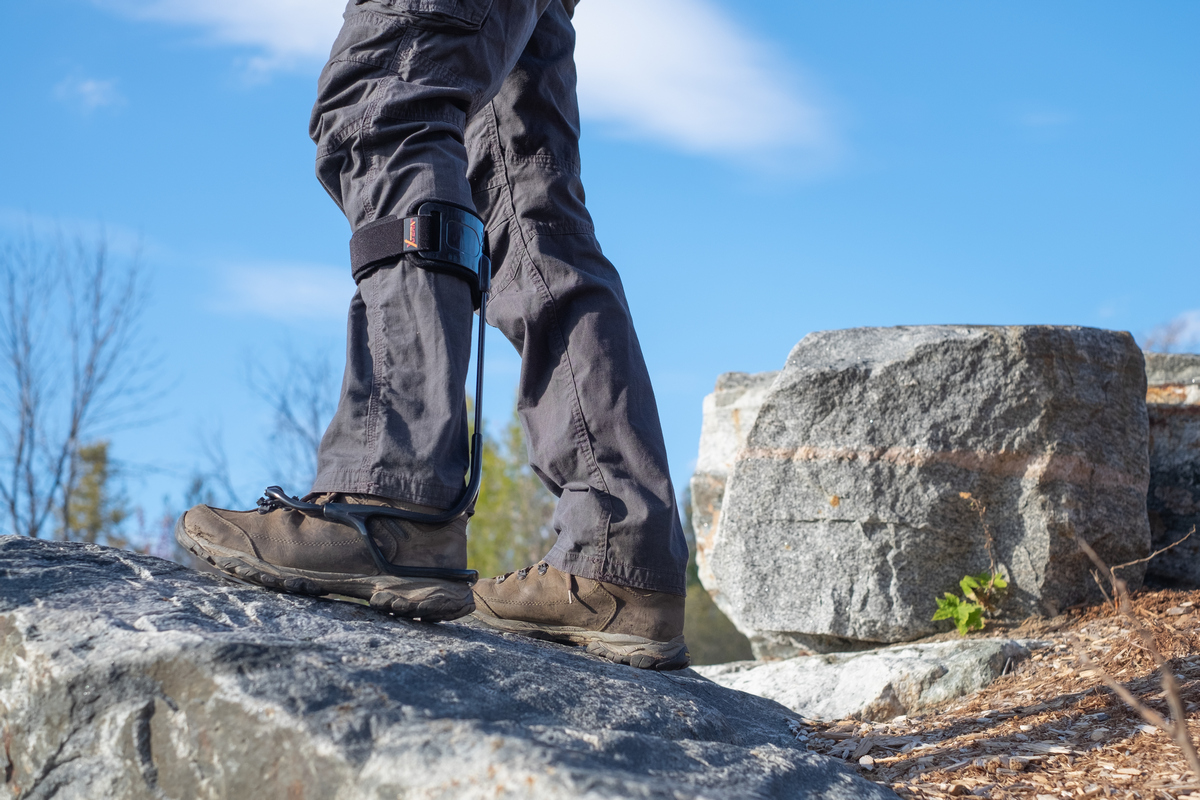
1 0 1197 532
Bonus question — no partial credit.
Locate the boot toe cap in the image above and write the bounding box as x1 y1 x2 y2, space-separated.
179 504 258 554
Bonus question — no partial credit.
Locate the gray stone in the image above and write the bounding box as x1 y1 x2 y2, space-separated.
690 371 778 618
1144 352 1200 587
705 326 1150 657
0 537 896 800
1145 351 1200 389
694 639 1042 722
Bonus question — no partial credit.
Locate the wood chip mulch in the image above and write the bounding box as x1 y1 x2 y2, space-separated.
790 588 1200 799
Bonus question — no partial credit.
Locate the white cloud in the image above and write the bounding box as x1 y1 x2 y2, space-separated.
55 75 125 112
97 0 342 71
1143 309 1200 353
93 0 837 165
0 208 150 260
573 0 836 166
1181 311 1200 339
217 261 356 321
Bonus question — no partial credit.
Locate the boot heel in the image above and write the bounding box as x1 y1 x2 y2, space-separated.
369 581 475 622
585 635 691 671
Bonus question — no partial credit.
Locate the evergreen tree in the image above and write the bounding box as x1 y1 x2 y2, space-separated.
467 403 555 579
61 440 129 547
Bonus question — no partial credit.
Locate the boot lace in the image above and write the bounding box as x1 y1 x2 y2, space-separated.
496 562 571 602
495 564 533 584
511 562 547 581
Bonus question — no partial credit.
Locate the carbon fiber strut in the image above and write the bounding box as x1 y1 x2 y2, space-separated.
256 202 491 585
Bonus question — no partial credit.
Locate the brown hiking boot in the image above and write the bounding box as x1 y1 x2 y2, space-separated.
175 492 474 621
471 562 690 670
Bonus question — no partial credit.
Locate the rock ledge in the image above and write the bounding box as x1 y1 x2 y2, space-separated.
0 537 894 800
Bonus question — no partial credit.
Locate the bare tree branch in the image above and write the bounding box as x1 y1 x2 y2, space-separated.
1068 635 1170 731
1112 527 1196 575
195 423 242 509
1143 317 1188 354
0 229 155 542
1073 533 1200 784
245 348 338 493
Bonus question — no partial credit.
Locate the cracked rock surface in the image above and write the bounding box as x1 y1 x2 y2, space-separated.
707 325 1151 657
0 537 895 800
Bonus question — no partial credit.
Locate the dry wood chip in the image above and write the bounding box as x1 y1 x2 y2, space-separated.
804 586 1200 800
852 738 877 759
824 730 857 740
1019 742 1074 754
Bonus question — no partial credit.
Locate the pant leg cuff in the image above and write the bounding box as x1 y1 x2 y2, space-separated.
544 548 686 596
311 468 464 509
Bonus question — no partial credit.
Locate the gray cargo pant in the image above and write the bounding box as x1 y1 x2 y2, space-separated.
308 0 688 595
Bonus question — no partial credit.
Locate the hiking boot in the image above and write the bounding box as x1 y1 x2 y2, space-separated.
175 493 474 621
471 562 690 670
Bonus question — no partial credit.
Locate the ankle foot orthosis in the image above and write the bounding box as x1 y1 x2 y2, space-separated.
256 202 492 586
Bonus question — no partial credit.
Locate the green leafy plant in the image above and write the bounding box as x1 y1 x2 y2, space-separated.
933 591 984 635
933 571 1009 635
959 571 1008 614
933 492 1010 635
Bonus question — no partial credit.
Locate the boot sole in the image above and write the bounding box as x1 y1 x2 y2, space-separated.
175 514 475 622
470 608 690 671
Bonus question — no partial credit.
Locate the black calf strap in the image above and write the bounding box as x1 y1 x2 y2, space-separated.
348 215 434 276
349 203 491 295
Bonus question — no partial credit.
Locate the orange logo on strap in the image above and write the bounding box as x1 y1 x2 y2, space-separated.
403 218 419 249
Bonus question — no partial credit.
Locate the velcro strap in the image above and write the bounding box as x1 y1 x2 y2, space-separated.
349 215 433 279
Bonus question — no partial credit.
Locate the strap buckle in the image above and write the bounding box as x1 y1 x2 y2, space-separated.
408 202 490 292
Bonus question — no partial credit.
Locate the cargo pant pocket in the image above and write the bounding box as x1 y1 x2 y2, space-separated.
354 0 495 31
